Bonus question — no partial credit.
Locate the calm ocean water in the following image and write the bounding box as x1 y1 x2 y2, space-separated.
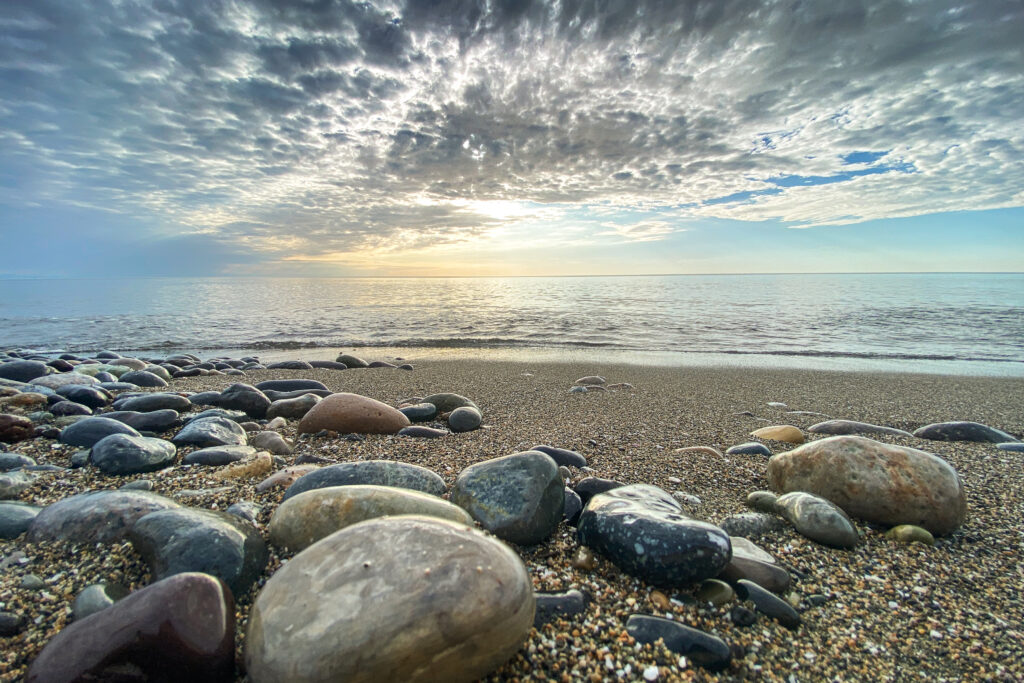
1 274 1022 375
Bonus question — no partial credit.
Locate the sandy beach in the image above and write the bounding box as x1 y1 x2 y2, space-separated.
2 356 1023 681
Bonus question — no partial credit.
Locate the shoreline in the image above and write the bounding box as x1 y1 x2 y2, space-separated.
1 357 1023 680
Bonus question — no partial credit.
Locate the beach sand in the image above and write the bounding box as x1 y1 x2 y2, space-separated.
2 358 1023 681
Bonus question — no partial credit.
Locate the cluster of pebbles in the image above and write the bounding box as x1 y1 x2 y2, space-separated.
1 348 1023 681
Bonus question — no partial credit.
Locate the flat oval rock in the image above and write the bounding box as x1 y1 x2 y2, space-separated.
448 406 482 432
255 379 328 392
531 444 587 468
776 491 859 548
577 484 732 586
913 421 1018 443
117 370 169 388
997 442 1024 452
0 360 50 383
30 372 100 389
420 392 478 413
283 460 445 500
809 420 914 438
736 579 801 629
245 516 534 683
172 416 248 448
103 409 181 433
297 393 410 435
116 393 192 413
266 394 321 420
625 614 731 670
27 490 181 543
399 403 438 422
90 434 177 475
60 417 141 448
397 425 449 438
0 501 41 539
335 353 368 368
183 444 257 466
726 442 772 456
750 425 804 444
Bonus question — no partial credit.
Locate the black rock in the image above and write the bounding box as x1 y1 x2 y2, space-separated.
308 360 348 370
188 391 222 406
60 417 142 448
735 579 801 629
55 385 113 409
0 360 50 383
997 442 1024 452
534 589 587 627
448 406 482 432
283 460 446 500
336 353 368 368
255 379 328 392
532 444 588 468
90 434 177 475
913 421 1019 443
104 409 181 433
185 408 249 423
183 445 257 466
50 400 93 417
397 426 449 438
367 360 397 368
563 487 583 526
172 416 248 448
173 368 205 378
262 388 334 401
115 393 192 413
573 476 624 505
0 611 25 637
625 614 732 670
729 606 757 626
726 442 772 456
117 371 169 388
217 383 271 418
399 403 438 422
577 484 732 586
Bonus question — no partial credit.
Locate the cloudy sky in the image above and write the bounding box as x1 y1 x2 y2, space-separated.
1 0 1022 277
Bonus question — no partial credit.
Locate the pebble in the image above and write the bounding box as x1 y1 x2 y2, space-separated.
735 579 801 629
0 501 41 538
808 419 915 438
398 402 438 422
886 524 935 545
913 421 1018 443
420 392 479 412
0 470 35 499
117 370 169 388
719 511 787 538
776 491 860 548
751 425 804 443
696 578 735 605
534 589 587 626
745 490 780 513
254 379 328 392
0 414 35 443
573 476 624 504
217 382 272 418
448 405 483 432
574 376 606 386
183 444 257 466
172 416 248 448
297 392 410 435
397 425 449 438
335 353 369 368
283 460 446 500
266 393 321 420
59 416 142 447
89 434 177 475
115 393 191 413
72 582 129 621
625 614 732 670
531 444 588 468
251 430 293 455
726 441 772 456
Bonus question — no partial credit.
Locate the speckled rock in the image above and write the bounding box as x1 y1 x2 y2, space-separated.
172 416 248 448
90 434 177 475
26 572 235 683
577 484 732 586
283 460 445 500
808 419 915 438
626 615 731 670
269 485 473 551
245 516 535 683
719 512 786 538
751 425 804 443
451 450 564 546
768 435 966 535
913 421 1018 443
27 490 181 544
60 416 141 448
297 393 410 435
776 491 859 548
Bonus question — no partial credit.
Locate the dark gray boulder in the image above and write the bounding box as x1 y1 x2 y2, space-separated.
283 460 446 500
90 434 177 475
60 417 141 448
172 417 247 448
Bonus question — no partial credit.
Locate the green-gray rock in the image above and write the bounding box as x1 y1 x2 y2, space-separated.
776 491 859 548
886 524 935 546
421 393 479 413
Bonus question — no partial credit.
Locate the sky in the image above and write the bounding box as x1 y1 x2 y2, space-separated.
1 0 1023 277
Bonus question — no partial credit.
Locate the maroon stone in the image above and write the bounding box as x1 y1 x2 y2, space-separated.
27 572 235 683
0 414 34 443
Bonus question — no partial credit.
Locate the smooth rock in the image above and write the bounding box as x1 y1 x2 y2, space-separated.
745 490 780 513
0 360 50 383
297 393 410 435
913 421 1018 443
218 383 271 419
184 445 257 466
308 360 348 370
26 573 235 683
265 360 314 370
625 615 731 670
751 425 804 443
886 524 935 545
719 512 786 538
718 537 791 594
0 452 36 471
997 442 1024 452
245 516 534 683
735 579 801 629
563 487 583 526
531 444 588 468
776 491 859 548
106 358 146 370
451 451 563 546
90 434 177 475
104 409 181 433
0 501 41 538
226 501 261 523
534 590 587 626
0 612 24 636
577 484 732 586
269 485 473 551
27 490 181 543
172 416 248 448
72 583 129 621
0 414 35 443
767 435 966 535
367 360 396 368
573 476 624 505
251 430 293 455
256 465 319 492
574 376 606 386
29 372 99 389
397 425 449 438
335 353 368 368
129 508 268 596
185 408 248 423
255 379 328 393
117 370 169 388
808 419 914 438
420 392 479 413
49 400 93 417
263 388 333 401
448 406 482 432
283 460 446 500
696 578 735 606
726 442 772 456
60 417 141 448
266 393 321 420
117 393 192 413
399 403 438 422
54 385 112 409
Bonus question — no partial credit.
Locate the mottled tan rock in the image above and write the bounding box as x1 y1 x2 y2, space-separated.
256 465 320 492
751 425 804 444
767 435 966 535
5 393 48 408
246 515 535 683
212 453 274 481
297 392 410 435
269 485 473 551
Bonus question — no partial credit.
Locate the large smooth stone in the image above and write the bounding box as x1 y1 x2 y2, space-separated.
283 460 445 500
104 409 181 433
531 444 587 468
448 406 482 432
269 485 473 551
297 393 410 435
735 579 801 629
265 360 314 370
308 360 348 370
808 420 914 438
129 508 268 596
913 421 1018 443
625 615 731 670
0 414 35 443
60 417 141 448
751 425 804 444
335 353 368 368
451 451 563 546
54 385 112 409
0 360 49 383
27 490 181 543
26 573 235 683
0 451 36 471
577 484 732 586
776 491 859 548
117 371 169 388
421 392 479 413
116 393 192 413
218 383 271 419
255 379 328 392
767 435 966 535
266 393 321 420
399 403 437 422
718 537 791 593
245 516 534 683
184 445 257 466
172 416 248 448
0 501 41 538
49 400 92 417
90 434 177 475
30 372 99 389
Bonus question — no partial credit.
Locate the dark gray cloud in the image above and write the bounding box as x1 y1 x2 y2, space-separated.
1 0 1022 269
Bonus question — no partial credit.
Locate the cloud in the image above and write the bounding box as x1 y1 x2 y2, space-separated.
597 220 680 242
0 0 1022 272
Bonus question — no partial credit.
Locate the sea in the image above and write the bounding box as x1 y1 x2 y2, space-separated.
1 273 1022 376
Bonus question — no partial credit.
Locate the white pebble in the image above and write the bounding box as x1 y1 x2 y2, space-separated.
643 664 659 680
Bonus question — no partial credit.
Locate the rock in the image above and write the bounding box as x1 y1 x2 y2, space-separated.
256 465 319 492
574 376 606 386
90 434 177 475
188 391 222 406
6 392 48 408
0 470 35 499
27 490 181 544
60 416 141 448
144 365 173 382
776 491 859 548
399 403 438 422
218 383 271 419
29 372 99 389
212 453 273 481
107 358 146 371
0 501 41 538
263 388 333 401
420 392 479 413
719 512 786 538
730 606 757 626
451 451 563 546
255 379 328 392
531 444 588 468
49 400 93 417
117 370 169 388
751 425 804 443
726 442 772 456
172 416 248 448
913 421 1018 443
625 615 731 670
0 452 36 471
245 516 534 683
265 360 314 370
718 537 791 594
568 386 586 394
577 484 732 586
120 479 154 491
297 393 410 435
534 590 587 626
674 446 725 457
251 431 293 455
183 445 257 466
283 460 445 500
54 385 112 409
0 360 50 383
266 393 321 420
0 414 35 443
997 442 1024 452
335 353 368 368
72 583 128 621
21 574 44 590
367 360 397 368
745 490 780 513
226 501 261 523
696 578 735 605
0 611 24 636
269 485 473 552
308 360 348 370
808 420 914 438
672 491 702 508
116 393 191 412
185 408 248 423
767 435 966 535
25 573 235 683
104 409 181 433
397 426 449 438
886 524 935 545
563 487 583 526
735 579 801 629
129 508 268 596
448 406 482 432
573 476 624 505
